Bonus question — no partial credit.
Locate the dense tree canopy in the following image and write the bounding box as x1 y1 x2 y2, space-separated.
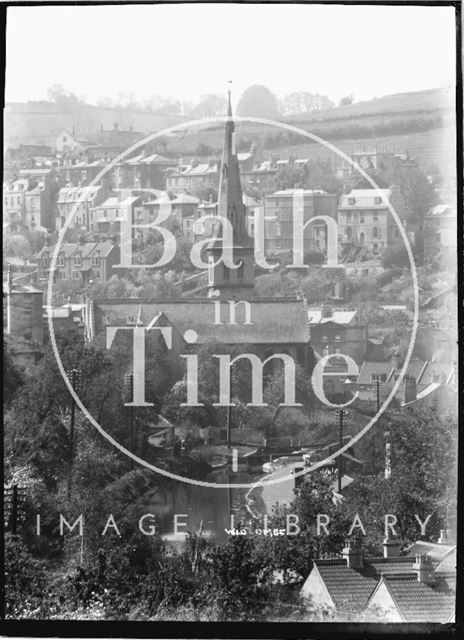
237 85 280 120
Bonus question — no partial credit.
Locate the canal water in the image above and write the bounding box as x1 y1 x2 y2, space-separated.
143 461 300 548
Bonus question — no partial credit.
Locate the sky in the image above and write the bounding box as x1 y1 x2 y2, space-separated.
5 3 456 106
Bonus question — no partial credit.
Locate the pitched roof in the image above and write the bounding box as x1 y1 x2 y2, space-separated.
97 196 139 208
339 189 392 208
269 189 329 197
434 550 456 574
312 561 377 608
426 204 456 217
374 576 455 622
179 163 218 176
93 298 310 344
171 194 200 205
403 541 456 561
307 308 357 326
357 361 394 384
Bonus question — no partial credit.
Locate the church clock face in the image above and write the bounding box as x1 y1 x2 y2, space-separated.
47 112 419 491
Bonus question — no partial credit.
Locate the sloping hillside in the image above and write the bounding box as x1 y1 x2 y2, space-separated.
4 87 456 174
3 102 186 149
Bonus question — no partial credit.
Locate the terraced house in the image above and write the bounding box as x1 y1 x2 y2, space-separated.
36 240 120 285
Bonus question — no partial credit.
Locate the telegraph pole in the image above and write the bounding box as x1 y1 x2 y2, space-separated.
376 380 381 413
334 408 349 494
66 368 82 499
124 373 134 470
226 364 237 449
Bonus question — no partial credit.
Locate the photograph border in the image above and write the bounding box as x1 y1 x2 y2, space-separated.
1 0 462 637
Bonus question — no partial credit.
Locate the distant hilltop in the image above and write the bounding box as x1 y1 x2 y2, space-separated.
4 87 455 174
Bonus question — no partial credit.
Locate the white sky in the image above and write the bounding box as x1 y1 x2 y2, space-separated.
5 3 456 106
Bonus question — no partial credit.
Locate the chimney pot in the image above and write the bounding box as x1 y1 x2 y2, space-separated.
438 529 453 544
342 539 364 569
413 554 435 584
383 536 402 558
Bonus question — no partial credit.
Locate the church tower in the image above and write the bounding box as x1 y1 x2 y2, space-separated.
207 85 255 300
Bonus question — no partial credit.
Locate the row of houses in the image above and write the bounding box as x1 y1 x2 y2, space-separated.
4 142 456 265
300 534 455 622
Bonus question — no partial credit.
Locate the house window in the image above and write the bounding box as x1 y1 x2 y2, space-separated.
374 197 382 205
72 271 81 280
91 253 100 266
335 335 341 341
73 253 82 267
93 270 101 279
57 254 65 267
237 262 244 280
373 243 379 252
223 264 230 281
360 212 365 223
373 227 379 238
322 335 328 342
373 213 378 222
17 196 21 205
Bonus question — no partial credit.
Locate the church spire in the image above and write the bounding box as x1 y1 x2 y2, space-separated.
217 82 252 247
206 83 255 299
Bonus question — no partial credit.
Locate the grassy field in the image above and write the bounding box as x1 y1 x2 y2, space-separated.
5 87 456 174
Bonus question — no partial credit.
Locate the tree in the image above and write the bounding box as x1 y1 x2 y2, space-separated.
350 409 458 549
381 244 409 270
280 92 334 116
339 94 354 106
192 94 227 118
387 165 436 223
3 340 24 406
237 85 280 120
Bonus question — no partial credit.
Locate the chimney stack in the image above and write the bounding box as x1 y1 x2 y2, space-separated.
438 529 454 545
342 539 363 569
413 554 435 584
383 535 402 558
321 304 333 318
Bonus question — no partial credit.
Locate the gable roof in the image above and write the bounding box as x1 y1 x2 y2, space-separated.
357 361 394 384
372 576 455 622
307 308 357 326
311 561 377 608
93 298 310 345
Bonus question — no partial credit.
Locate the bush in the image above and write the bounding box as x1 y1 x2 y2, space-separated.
4 534 49 618
381 244 410 270
304 250 325 265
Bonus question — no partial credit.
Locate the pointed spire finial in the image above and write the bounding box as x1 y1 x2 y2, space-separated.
227 80 233 117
